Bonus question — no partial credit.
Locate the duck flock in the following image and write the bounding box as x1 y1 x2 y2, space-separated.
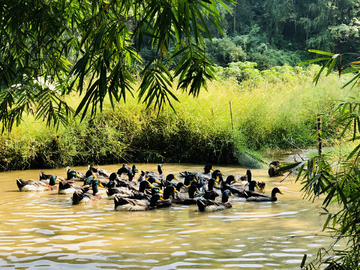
16 163 283 212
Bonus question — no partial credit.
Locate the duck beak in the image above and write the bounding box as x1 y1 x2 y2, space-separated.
230 192 234 197
174 176 179 181
155 179 161 184
159 197 165 201
185 184 191 188
174 189 179 193
234 178 240 183
76 172 82 178
148 182 155 188
158 189 163 194
99 182 104 188
196 188 201 194
214 182 219 188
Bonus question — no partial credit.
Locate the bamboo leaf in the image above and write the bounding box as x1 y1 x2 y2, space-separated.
308 49 335 56
298 57 331 65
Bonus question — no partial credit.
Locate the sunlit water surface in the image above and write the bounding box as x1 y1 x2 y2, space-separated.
0 164 336 269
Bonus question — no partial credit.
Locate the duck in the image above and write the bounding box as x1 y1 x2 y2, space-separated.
203 163 214 174
246 187 283 202
72 179 103 205
58 179 88 195
268 161 283 177
114 187 171 211
39 170 52 182
39 171 65 184
88 165 110 179
103 173 142 199
196 190 233 212
180 163 214 181
66 166 84 181
225 175 240 185
17 176 59 192
159 174 179 189
202 178 220 199
138 180 156 194
117 164 131 176
83 170 98 186
163 184 198 205
144 164 164 181
243 170 265 193
137 171 146 183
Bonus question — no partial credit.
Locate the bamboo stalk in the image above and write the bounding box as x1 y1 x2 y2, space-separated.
229 101 234 131
317 114 322 156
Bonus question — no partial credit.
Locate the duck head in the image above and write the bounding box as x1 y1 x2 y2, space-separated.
166 174 178 182
48 175 59 186
84 170 96 186
271 187 283 198
188 181 200 199
211 170 222 179
150 193 162 207
157 164 163 175
207 178 218 191
147 176 161 185
132 164 138 174
67 167 82 180
175 182 185 192
222 190 234 203
139 180 155 193
204 163 214 174
163 185 178 199
184 174 195 186
225 175 239 185
249 180 259 192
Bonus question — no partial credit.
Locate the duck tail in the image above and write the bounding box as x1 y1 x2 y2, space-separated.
16 179 26 191
197 199 206 212
72 191 84 205
114 195 129 209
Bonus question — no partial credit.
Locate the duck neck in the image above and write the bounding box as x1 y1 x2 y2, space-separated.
49 176 56 186
92 180 99 195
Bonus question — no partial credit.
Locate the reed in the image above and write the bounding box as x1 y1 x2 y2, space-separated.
0 64 351 170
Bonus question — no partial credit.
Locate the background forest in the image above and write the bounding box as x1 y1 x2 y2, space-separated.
141 0 360 69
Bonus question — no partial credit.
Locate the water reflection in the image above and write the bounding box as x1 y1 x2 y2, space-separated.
0 164 336 269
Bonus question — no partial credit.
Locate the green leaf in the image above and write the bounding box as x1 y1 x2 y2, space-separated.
298 57 331 65
308 49 335 56
346 143 360 161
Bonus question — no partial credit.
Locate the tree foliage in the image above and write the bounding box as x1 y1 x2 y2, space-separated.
201 0 360 69
0 0 234 131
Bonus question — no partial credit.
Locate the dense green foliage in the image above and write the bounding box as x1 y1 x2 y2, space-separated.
0 0 234 131
198 0 360 69
0 65 350 171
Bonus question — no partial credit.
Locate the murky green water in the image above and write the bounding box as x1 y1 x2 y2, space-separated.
0 164 336 269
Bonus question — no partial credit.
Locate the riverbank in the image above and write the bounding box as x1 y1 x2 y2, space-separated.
0 65 351 171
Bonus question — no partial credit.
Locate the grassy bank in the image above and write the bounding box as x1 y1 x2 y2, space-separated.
0 64 351 171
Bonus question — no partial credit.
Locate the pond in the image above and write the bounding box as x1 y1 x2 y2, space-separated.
0 163 336 269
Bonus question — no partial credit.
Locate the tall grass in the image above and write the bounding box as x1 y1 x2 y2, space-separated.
0 64 352 170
